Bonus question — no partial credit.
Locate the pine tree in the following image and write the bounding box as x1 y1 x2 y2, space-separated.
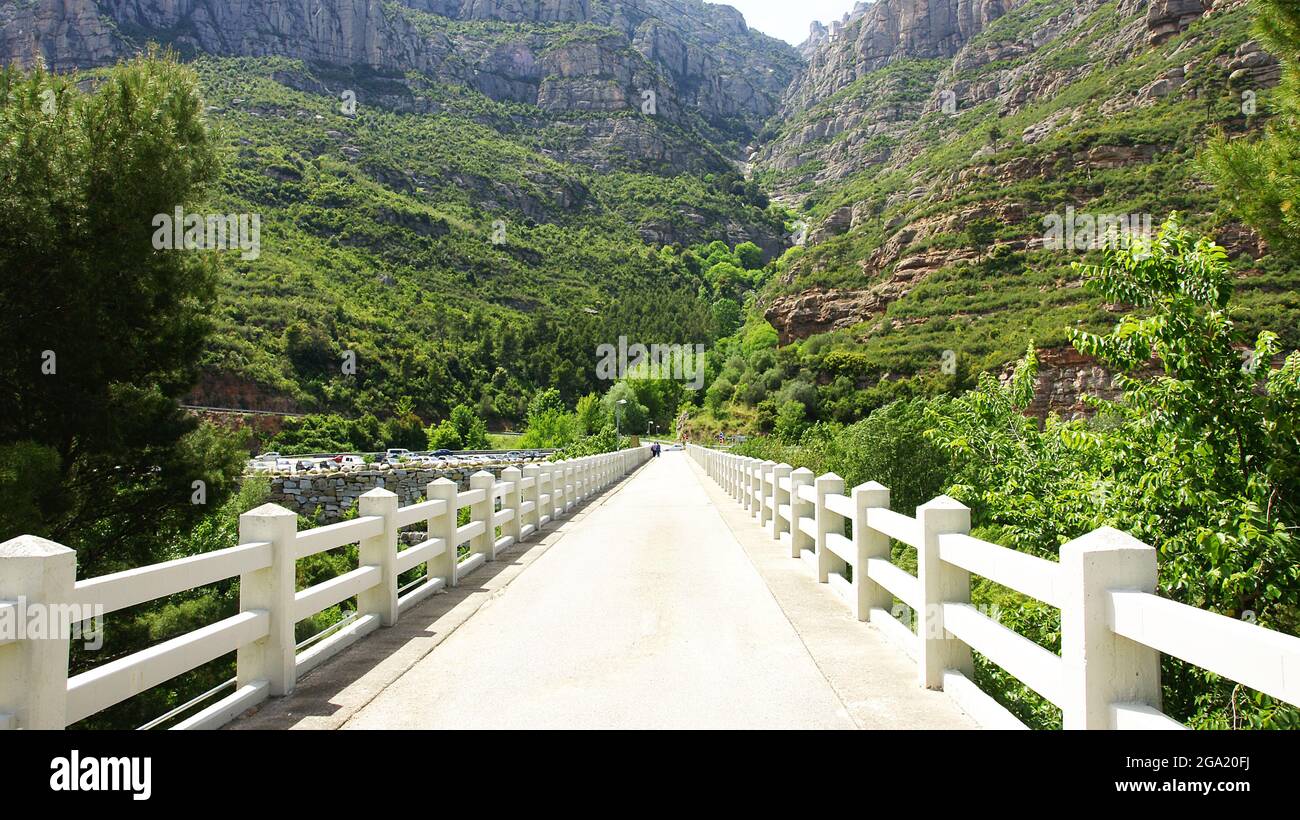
1201 0 1300 257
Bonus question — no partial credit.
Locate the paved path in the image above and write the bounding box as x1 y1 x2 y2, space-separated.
330 451 975 730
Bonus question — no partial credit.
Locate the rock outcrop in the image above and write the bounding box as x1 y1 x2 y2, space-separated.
3 0 799 140
1146 0 1211 45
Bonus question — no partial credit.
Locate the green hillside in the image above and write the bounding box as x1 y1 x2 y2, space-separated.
175 55 780 422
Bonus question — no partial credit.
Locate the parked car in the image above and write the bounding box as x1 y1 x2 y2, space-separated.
333 455 365 468
432 449 453 457
384 448 413 462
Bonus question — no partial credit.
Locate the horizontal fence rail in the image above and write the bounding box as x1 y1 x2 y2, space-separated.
0 446 651 730
688 443 1300 730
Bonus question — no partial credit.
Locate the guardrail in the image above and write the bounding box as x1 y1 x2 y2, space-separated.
0 446 651 730
688 443 1300 729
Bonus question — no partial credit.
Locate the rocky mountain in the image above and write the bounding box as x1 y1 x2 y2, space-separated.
751 0 1292 406
3 0 1295 420
3 0 799 151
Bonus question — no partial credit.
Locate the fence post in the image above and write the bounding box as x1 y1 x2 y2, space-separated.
552 461 566 516
470 471 496 561
521 465 541 538
427 478 459 587
1060 527 1161 730
789 467 814 559
771 463 792 543
236 503 299 696
501 466 523 546
564 462 576 513
0 535 76 729
815 473 846 583
550 462 565 519
358 488 399 627
759 461 776 526
852 482 892 622
917 495 972 690
544 463 558 523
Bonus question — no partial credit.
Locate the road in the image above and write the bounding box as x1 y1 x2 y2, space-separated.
332 451 974 730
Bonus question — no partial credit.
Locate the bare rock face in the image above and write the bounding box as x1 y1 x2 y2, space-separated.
765 288 894 345
1000 347 1125 420
3 1 798 137
1146 0 1210 45
783 0 1012 114
1 0 119 70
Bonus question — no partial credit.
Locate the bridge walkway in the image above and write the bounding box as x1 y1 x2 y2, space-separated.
233 451 975 730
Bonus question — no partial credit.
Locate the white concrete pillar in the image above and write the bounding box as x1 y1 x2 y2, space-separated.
0 535 76 729
237 502 299 696
789 467 814 559
917 495 973 690
470 471 496 560
427 478 459 586
521 465 541 537
358 488 399 627
759 461 776 526
852 482 891 622
550 462 565 519
771 463 792 543
815 473 846 583
1061 527 1161 729
564 462 576 513
501 466 524 544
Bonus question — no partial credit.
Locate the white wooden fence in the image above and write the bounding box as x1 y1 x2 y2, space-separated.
689 444 1300 729
0 447 650 730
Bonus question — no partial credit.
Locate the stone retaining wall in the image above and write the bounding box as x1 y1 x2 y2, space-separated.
270 466 510 523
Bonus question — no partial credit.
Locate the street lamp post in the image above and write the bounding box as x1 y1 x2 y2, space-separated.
616 398 628 436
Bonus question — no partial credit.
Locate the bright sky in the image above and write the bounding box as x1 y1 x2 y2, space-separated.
710 0 862 46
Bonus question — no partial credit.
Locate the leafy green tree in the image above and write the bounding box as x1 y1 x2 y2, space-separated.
706 261 747 299
383 409 429 451
450 404 490 450
603 381 649 434
705 376 734 413
711 298 742 336
929 216 1300 728
1202 0 1300 258
0 53 242 572
965 217 999 262
527 388 566 419
773 400 808 444
735 241 764 270
427 419 463 451
574 393 608 435
284 322 338 377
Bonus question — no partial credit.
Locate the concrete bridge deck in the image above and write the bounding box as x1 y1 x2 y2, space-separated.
233 451 975 730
